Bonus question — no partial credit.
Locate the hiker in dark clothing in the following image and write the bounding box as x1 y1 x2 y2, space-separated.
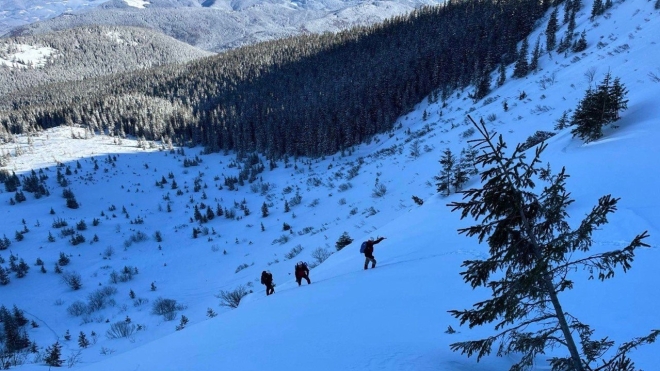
294 261 311 286
363 237 386 270
261 270 275 296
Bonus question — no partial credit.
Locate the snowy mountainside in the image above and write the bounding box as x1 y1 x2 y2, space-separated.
1 0 659 370
0 25 212 98
2 0 443 52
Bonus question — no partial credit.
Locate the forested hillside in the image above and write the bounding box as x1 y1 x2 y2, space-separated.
1 0 555 158
0 26 212 98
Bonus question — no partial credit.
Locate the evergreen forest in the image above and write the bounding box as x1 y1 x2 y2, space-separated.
1 0 556 158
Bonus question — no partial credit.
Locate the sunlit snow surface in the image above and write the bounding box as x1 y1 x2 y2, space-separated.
1 0 659 370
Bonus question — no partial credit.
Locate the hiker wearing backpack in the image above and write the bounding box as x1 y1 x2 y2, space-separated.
294 261 311 286
261 270 275 296
361 236 386 270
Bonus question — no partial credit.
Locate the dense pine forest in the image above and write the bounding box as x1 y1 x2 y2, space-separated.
1 0 558 158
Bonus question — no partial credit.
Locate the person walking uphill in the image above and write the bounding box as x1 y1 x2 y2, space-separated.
361 236 386 270
294 261 311 286
261 270 275 296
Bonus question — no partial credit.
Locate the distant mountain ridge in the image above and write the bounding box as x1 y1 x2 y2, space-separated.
0 25 213 98
2 0 444 52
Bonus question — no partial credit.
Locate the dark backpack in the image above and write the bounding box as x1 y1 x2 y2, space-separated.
360 241 368 253
261 271 272 284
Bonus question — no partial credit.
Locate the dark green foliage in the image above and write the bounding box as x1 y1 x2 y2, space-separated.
512 37 530 78
58 252 70 266
14 190 26 203
571 72 628 142
70 233 86 245
519 130 556 151
497 63 506 87
44 341 63 367
52 217 68 228
591 0 604 19
546 6 559 51
0 305 30 353
66 197 80 209
529 36 542 72
17 259 29 278
572 30 588 52
21 170 49 198
78 331 90 348
3 172 20 192
435 148 455 196
0 266 9 285
261 202 269 217
0 0 550 158
335 231 353 251
76 219 87 231
447 116 655 371
472 64 492 101
554 110 571 130
0 234 11 250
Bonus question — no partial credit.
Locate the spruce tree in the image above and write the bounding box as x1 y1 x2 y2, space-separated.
435 148 456 196
261 202 269 217
546 6 559 51
451 163 470 193
571 30 588 52
448 116 656 371
530 36 542 72
571 72 628 142
512 37 530 78
497 63 507 87
591 0 604 19
335 232 354 251
0 266 9 285
44 341 63 367
78 331 90 348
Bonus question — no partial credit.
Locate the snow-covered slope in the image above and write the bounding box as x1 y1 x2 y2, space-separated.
0 25 212 97
1 0 659 370
2 0 444 52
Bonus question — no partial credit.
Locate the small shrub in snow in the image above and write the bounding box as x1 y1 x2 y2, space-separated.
87 286 118 312
67 301 89 317
235 263 249 273
123 231 149 248
52 218 68 228
272 234 290 245
346 164 361 180
519 131 556 152
460 127 475 139
217 285 249 309
61 271 83 290
372 183 387 198
152 297 183 319
102 246 114 259
133 298 149 307
58 252 70 266
106 321 136 339
284 244 304 259
311 247 332 265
